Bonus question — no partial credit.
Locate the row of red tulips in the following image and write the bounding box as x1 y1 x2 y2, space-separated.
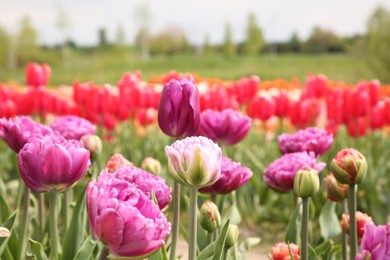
1 63 390 137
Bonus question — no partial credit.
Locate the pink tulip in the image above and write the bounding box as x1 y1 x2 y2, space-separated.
25 63 51 88
50 115 96 140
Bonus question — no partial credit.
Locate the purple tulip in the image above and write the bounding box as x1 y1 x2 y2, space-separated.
50 115 96 140
18 136 90 192
264 152 326 193
87 172 171 257
102 165 172 210
0 116 55 153
197 109 251 146
199 156 253 194
158 77 200 138
165 136 222 188
278 127 333 157
356 223 390 260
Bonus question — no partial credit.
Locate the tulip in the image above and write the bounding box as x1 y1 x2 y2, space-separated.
304 74 329 99
324 174 348 202
225 224 239 249
81 134 102 160
278 127 333 157
330 148 367 185
197 109 251 146
273 91 290 118
271 242 300 260
87 172 171 257
247 94 276 122
50 115 96 140
165 136 222 188
106 154 133 173
0 116 55 153
141 157 162 175
294 166 319 199
199 201 221 233
288 99 316 128
199 156 252 194
0 227 10 237
356 223 390 260
234 76 259 105
369 101 385 130
340 211 373 243
158 77 200 138
104 166 172 210
18 137 90 193
200 87 239 111
346 117 367 138
264 152 325 193
25 63 51 88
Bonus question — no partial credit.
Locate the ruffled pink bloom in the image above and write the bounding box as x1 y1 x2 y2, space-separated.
103 165 172 210
278 127 333 157
264 152 326 193
18 136 90 192
0 116 55 153
197 109 251 146
356 223 390 260
87 172 171 257
199 157 252 194
50 115 96 140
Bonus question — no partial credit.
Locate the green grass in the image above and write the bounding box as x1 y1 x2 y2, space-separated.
0 53 375 86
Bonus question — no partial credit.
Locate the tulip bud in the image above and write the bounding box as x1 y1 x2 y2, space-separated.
294 166 319 198
271 242 300 260
225 224 239 249
340 211 373 242
158 77 200 138
141 157 161 175
81 134 102 160
0 227 10 237
106 154 133 173
199 201 221 233
324 173 348 202
330 148 367 184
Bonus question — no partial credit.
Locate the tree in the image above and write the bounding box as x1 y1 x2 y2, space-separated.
18 16 38 50
202 34 214 56
222 22 236 57
115 23 126 47
288 32 301 52
243 13 264 55
366 6 390 82
98 28 108 47
134 2 151 60
0 25 9 68
148 25 190 55
303 26 345 53
55 1 72 67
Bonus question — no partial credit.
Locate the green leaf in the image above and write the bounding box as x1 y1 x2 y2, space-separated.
212 219 230 260
73 237 98 260
238 237 261 252
148 245 168 260
319 201 341 240
308 243 320 260
1 246 13 260
0 194 10 224
197 242 216 260
0 212 17 255
27 239 48 260
224 203 241 225
62 188 87 260
284 202 302 244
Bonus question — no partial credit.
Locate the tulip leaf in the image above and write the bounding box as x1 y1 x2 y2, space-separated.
73 237 98 260
197 242 215 260
1 246 13 260
0 212 17 256
212 219 230 260
0 193 10 223
284 202 302 244
319 201 341 240
26 239 48 260
148 245 168 260
62 188 87 260
224 203 241 225
308 244 319 259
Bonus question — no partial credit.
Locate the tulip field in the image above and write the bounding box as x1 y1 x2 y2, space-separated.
1 62 390 260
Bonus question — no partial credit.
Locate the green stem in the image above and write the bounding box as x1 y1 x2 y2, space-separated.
342 198 348 260
207 232 213 245
17 186 30 260
169 181 180 260
49 189 59 260
301 198 309 260
15 181 24 210
38 193 45 237
188 186 198 260
64 190 71 231
349 184 357 260
98 246 109 260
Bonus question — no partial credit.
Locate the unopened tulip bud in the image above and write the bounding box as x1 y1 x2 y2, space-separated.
81 134 102 160
225 224 239 249
324 173 348 202
106 154 133 173
330 148 367 185
340 211 373 242
271 242 300 260
141 157 161 175
199 201 221 233
294 166 319 198
0 227 10 237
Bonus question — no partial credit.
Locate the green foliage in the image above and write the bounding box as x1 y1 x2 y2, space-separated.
222 23 236 57
243 13 264 55
303 26 346 53
366 5 390 83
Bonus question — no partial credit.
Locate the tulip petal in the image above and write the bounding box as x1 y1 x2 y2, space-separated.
43 144 72 187
95 208 124 250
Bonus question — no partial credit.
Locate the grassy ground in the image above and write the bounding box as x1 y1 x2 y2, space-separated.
0 53 375 86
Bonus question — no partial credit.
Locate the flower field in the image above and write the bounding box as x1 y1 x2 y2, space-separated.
1 63 390 259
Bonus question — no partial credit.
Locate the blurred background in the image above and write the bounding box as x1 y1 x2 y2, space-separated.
0 0 390 84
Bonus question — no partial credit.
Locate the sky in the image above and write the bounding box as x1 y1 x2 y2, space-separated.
1 0 390 46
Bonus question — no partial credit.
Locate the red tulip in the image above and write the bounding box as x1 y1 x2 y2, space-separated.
369 101 385 130
247 94 275 121
273 92 290 118
304 74 329 99
234 76 259 105
25 63 51 88
346 117 367 138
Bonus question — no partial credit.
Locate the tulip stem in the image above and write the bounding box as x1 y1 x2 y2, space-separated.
301 197 309 260
64 190 71 231
349 184 357 260
169 181 180 260
49 189 59 260
98 246 109 260
189 186 198 260
342 198 348 260
16 186 30 260
38 192 45 237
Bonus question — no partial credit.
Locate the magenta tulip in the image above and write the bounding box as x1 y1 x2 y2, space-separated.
356 223 390 260
18 137 90 192
197 109 251 146
199 156 252 194
157 77 200 138
50 115 96 140
87 172 171 257
25 63 51 88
